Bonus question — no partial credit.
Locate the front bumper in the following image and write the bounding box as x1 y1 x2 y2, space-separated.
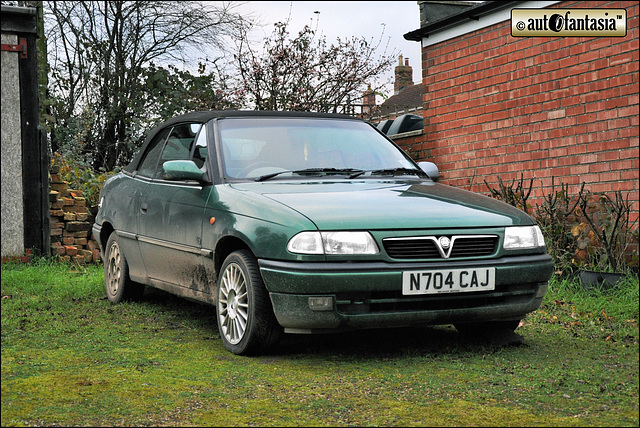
259 254 553 333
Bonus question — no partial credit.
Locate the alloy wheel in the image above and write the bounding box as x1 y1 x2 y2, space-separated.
106 241 122 297
218 262 249 345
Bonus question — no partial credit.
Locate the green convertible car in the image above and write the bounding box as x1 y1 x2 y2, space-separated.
93 110 553 355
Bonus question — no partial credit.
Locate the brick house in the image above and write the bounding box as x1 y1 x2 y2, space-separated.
365 55 429 151
397 0 638 223
378 55 424 117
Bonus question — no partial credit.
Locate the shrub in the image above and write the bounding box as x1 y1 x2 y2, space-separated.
535 180 583 274
576 190 637 273
484 174 533 215
485 177 638 275
51 152 118 212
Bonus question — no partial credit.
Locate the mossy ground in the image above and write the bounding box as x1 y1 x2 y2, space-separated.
2 261 638 426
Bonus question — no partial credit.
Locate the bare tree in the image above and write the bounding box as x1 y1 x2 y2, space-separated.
45 1 249 171
232 16 396 113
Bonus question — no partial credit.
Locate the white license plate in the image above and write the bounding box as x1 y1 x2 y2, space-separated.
402 268 496 295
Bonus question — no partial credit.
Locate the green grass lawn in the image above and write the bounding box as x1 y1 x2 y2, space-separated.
2 259 638 427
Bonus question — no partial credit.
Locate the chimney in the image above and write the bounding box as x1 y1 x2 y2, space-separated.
394 54 413 95
362 85 376 114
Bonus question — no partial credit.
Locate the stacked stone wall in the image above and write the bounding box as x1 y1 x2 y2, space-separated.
49 164 101 264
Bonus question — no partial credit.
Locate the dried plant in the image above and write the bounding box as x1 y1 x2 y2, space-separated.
486 175 638 274
484 174 534 215
577 190 636 273
535 179 584 274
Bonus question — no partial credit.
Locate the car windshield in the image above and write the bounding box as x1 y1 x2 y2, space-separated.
217 117 419 180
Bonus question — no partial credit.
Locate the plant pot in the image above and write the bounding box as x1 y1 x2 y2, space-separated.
578 269 624 290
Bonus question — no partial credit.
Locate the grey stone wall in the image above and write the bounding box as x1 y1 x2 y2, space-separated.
1 32 25 257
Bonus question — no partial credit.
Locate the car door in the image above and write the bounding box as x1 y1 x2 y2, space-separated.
137 122 213 292
114 126 172 282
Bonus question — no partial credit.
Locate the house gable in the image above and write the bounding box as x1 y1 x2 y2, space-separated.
398 0 639 225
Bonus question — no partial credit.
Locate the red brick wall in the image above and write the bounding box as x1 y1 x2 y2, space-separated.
394 131 430 161
398 0 639 223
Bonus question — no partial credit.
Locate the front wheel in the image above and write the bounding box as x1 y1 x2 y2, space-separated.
104 232 144 303
216 250 282 355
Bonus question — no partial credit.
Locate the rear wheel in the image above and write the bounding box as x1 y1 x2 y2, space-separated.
216 250 282 355
104 232 145 303
454 320 521 336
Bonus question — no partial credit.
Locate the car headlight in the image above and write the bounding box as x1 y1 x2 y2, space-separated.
288 231 379 255
503 226 545 249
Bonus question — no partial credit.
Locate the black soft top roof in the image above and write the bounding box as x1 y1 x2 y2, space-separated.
125 110 362 173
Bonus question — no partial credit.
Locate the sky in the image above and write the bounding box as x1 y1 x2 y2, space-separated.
229 1 423 97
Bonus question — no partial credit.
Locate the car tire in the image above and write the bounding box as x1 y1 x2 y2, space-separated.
104 232 145 303
216 250 282 355
454 320 521 336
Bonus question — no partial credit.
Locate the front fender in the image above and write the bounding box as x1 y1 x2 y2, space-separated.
201 184 323 262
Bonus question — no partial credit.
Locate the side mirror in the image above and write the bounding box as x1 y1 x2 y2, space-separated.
418 161 439 182
162 160 205 182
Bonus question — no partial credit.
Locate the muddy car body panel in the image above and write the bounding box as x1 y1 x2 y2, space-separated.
93 111 553 354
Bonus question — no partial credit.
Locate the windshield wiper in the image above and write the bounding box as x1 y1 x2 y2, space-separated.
256 168 364 182
348 167 423 179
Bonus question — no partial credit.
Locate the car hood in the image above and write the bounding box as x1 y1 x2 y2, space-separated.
230 180 533 230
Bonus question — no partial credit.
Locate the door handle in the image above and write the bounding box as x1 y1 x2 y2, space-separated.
140 202 148 213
